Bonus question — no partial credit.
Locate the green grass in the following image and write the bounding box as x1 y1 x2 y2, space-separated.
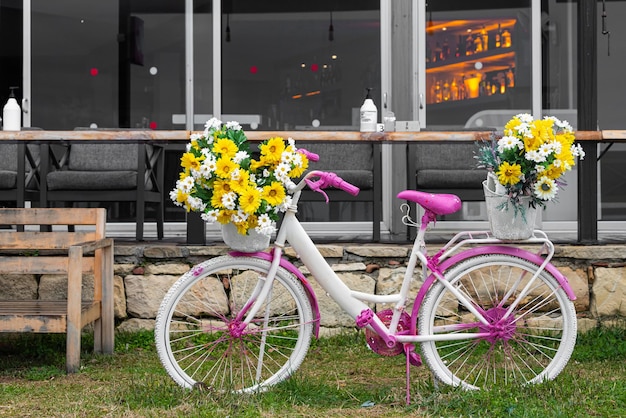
0 326 624 417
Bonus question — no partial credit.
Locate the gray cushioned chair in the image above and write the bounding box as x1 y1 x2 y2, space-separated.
298 142 382 241
0 143 40 208
40 142 164 241
406 141 488 239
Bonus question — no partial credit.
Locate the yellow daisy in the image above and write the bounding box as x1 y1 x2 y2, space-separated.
289 155 309 178
239 187 262 215
174 189 188 206
230 169 251 193
262 182 286 206
212 178 233 195
260 137 286 164
215 157 238 179
216 209 234 224
180 152 204 171
213 138 239 158
497 161 522 186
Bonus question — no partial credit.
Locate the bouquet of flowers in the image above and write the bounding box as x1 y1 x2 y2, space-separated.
475 113 585 213
170 118 309 237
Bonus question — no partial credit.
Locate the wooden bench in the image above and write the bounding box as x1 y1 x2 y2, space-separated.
0 208 114 372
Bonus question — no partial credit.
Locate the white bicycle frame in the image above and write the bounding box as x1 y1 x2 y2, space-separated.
236 181 561 348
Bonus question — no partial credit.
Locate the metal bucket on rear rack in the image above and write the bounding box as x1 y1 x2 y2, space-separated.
483 174 537 240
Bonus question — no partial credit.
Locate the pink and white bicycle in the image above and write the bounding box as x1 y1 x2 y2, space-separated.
154 156 577 403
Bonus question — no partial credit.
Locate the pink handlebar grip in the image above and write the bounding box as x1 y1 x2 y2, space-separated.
332 176 360 196
297 148 319 162
305 171 360 200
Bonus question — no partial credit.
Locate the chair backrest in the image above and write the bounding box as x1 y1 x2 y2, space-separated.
299 142 375 189
0 208 106 253
0 144 40 172
68 144 138 171
301 142 373 171
414 142 478 171
0 144 41 191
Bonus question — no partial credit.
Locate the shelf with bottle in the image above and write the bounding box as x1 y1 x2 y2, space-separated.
425 18 516 68
427 65 516 105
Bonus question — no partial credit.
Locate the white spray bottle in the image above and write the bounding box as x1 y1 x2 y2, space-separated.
3 87 21 131
359 88 377 132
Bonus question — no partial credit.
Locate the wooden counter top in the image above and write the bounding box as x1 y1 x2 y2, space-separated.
1 129 623 142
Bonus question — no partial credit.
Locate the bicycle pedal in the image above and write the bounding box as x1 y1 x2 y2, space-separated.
355 309 374 328
408 352 422 367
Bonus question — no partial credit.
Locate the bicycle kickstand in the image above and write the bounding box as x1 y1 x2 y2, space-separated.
403 343 422 405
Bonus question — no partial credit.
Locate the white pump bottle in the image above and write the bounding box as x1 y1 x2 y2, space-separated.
3 87 21 131
359 88 377 132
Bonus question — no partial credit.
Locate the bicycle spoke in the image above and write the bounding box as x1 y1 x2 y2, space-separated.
420 253 576 390
155 256 313 393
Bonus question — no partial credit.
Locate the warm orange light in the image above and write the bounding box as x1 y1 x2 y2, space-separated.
464 75 481 99
305 90 321 97
292 94 303 99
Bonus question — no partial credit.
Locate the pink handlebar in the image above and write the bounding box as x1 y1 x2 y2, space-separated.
297 148 319 162
304 171 360 203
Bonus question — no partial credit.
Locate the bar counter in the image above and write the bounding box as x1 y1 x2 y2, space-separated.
1 129 623 242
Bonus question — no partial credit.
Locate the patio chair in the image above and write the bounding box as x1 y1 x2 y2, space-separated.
298 141 382 241
40 140 164 241
0 143 40 208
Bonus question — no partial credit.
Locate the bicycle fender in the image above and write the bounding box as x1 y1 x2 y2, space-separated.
409 245 576 335
231 251 321 338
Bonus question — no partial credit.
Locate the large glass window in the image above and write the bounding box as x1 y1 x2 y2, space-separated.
423 1 532 129
31 1 118 129
221 2 381 131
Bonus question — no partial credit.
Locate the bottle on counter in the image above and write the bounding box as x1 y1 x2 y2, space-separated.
2 86 21 132
359 88 378 132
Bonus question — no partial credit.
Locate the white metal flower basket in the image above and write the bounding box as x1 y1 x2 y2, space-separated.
221 223 271 252
483 174 537 240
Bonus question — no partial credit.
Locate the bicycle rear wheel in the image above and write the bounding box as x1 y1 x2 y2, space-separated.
155 255 314 393
419 253 577 390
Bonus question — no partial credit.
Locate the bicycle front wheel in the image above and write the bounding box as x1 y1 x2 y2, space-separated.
419 253 577 390
155 255 314 394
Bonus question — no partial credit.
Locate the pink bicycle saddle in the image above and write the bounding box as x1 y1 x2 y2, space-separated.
397 190 462 216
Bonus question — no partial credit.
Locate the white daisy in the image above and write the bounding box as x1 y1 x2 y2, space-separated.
201 209 219 223
234 150 249 164
281 150 295 164
497 135 523 153
537 143 553 159
571 143 586 159
533 176 557 200
221 192 237 210
225 121 242 131
525 150 545 163
169 190 182 206
205 117 221 130
177 176 195 193
187 195 206 211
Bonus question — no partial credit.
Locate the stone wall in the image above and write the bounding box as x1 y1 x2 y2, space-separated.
2 242 625 335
